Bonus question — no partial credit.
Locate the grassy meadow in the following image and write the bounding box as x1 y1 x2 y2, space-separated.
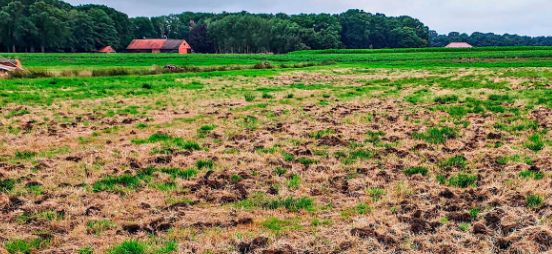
0 47 551 253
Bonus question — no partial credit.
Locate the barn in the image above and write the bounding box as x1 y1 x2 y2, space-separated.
97 46 116 53
126 39 192 54
445 42 473 48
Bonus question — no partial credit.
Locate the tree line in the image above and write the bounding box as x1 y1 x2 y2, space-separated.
430 32 552 47
1 0 551 53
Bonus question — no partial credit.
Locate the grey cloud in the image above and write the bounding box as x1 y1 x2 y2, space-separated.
65 0 552 36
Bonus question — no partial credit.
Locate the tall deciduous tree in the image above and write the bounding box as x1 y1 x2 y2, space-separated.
30 0 70 52
189 23 214 53
87 8 118 49
0 1 37 52
0 0 551 53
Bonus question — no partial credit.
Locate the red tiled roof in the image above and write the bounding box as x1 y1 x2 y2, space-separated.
127 39 191 50
98 46 116 53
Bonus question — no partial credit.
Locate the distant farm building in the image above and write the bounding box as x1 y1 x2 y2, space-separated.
445 42 473 48
0 58 23 77
97 46 116 53
126 39 192 54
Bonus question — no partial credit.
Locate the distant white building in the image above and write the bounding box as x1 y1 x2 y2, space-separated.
445 42 473 48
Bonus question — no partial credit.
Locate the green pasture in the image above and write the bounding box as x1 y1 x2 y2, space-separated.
1 46 552 71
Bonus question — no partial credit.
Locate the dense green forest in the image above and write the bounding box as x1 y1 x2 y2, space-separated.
1 0 551 53
431 32 552 48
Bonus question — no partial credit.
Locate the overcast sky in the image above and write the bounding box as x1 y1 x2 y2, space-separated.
65 0 552 36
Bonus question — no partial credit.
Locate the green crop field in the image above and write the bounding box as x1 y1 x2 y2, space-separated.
3 46 552 71
0 47 551 253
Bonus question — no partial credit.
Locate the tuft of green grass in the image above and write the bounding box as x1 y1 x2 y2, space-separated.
87 219 115 235
156 241 178 254
7 109 30 118
242 115 258 130
150 181 176 192
413 127 457 144
488 94 513 103
405 89 431 104
108 239 177 253
434 95 459 104
341 203 373 218
469 208 480 220
0 178 16 193
18 210 65 222
92 174 142 193
287 174 301 189
309 129 335 139
341 149 375 165
195 159 214 170
262 93 274 99
354 203 372 215
26 182 44 195
458 223 471 232
160 168 198 180
175 140 202 151
447 173 478 188
519 170 544 180
281 152 295 162
404 166 429 176
525 134 545 152
15 150 37 160
445 106 468 119
256 145 279 154
135 123 148 129
183 81 204 90
262 217 300 233
5 238 49 254
527 194 544 208
78 247 94 254
230 174 242 183
273 167 287 177
244 93 256 102
439 155 468 170
366 130 385 144
264 197 315 212
368 188 385 201
296 157 318 166
235 193 315 212
146 133 172 143
496 154 534 166
311 218 332 227
197 125 216 137
496 156 509 165
349 149 374 160
108 240 145 254
132 134 201 151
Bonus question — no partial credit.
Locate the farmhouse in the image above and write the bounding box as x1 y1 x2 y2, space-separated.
97 46 116 53
445 42 473 48
0 58 23 77
126 39 192 54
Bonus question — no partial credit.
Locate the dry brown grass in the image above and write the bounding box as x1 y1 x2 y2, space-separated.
0 68 551 253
